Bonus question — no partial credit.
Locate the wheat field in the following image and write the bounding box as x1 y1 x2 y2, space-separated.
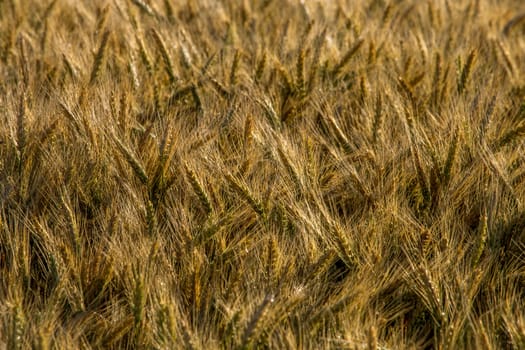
0 0 524 349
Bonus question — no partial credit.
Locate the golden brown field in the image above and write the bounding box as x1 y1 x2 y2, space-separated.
0 0 524 348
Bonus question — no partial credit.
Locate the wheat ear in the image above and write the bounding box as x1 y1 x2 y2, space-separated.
89 30 111 85
332 38 364 76
151 29 177 83
457 49 476 95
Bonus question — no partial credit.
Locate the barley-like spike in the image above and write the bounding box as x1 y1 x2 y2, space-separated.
409 71 426 87
95 5 109 38
380 3 393 27
119 90 129 130
164 0 176 22
208 77 230 99
333 225 355 268
191 84 203 112
179 43 193 69
181 319 197 350
131 0 156 17
255 50 267 83
114 136 149 185
367 326 378 350
457 49 476 95
230 49 240 88
36 326 51 350
37 0 58 31
241 294 273 347
276 144 302 195
431 53 442 107
420 228 432 257
478 96 496 142
145 199 157 236
296 47 306 96
496 40 516 75
128 51 140 90
442 128 459 186
151 29 177 83
258 97 281 130
438 65 451 105
372 92 383 144
17 36 29 87
413 144 431 209
359 74 368 101
185 163 213 216
136 35 153 76
225 173 265 218
1 26 15 63
306 250 336 283
472 209 488 268
40 19 49 54
200 51 217 76
9 303 25 350
89 30 110 85
61 193 81 257
38 118 59 145
333 38 364 76
324 113 352 153
16 91 27 162
243 114 254 150
502 13 525 36
418 265 442 323
62 54 78 80
267 236 279 285
367 41 376 65
397 76 417 112
169 84 194 105
132 274 146 327
493 123 525 151
277 64 293 95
